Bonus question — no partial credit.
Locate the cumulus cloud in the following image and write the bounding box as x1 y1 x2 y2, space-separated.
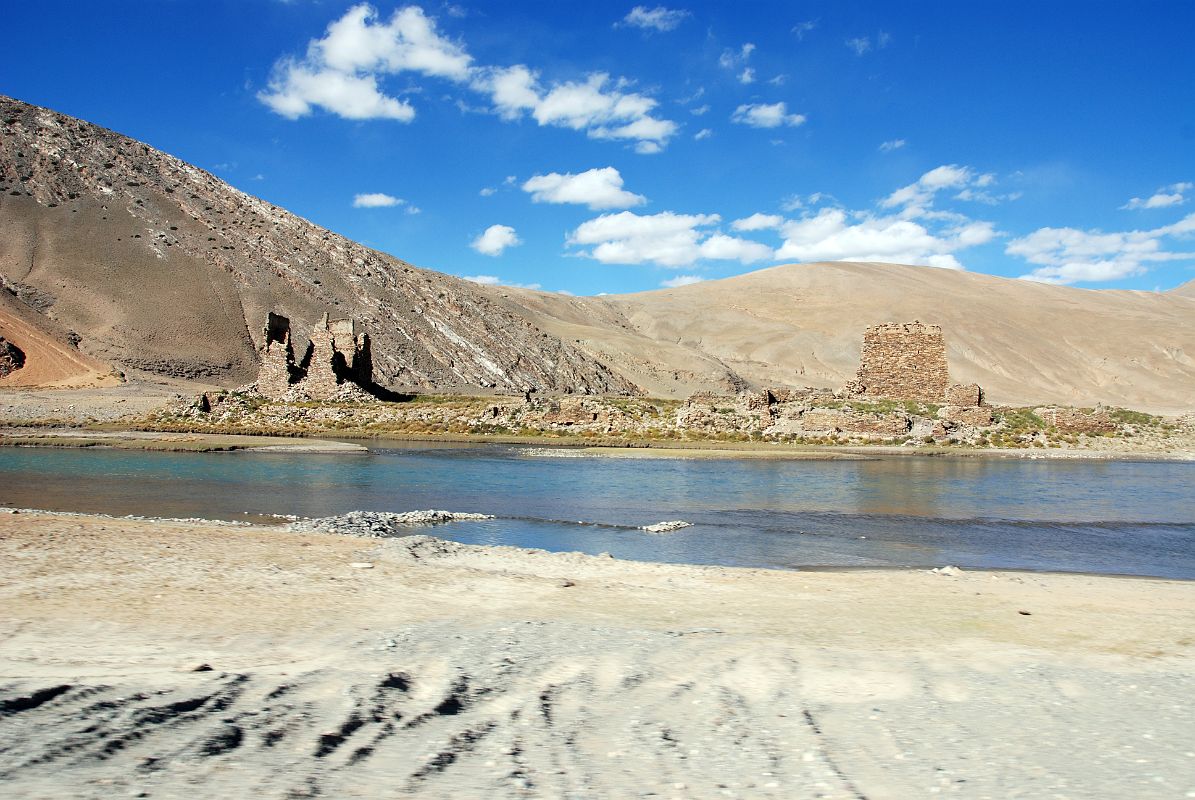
661 274 705 288
619 6 689 32
475 68 678 151
1009 213 1195 284
567 211 774 268
774 208 993 269
879 138 906 152
731 213 783 231
521 167 646 210
352 192 403 208
1122 182 1192 210
763 165 1006 269
261 3 678 152
259 5 468 120
731 102 806 129
471 224 522 256
694 128 712 140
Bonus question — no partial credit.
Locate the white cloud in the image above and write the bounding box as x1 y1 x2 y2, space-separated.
738 68 756 84
479 186 496 197
767 167 1005 269
699 233 774 263
521 167 646 210
774 207 989 269
690 104 710 116
846 31 889 56
261 64 416 120
619 6 689 32
731 102 806 129
845 37 871 56
882 165 982 216
661 274 706 288
461 274 541 289
476 69 678 151
1009 213 1195 284
471 224 522 256
732 213 783 231
262 4 678 152
1122 182 1192 210
352 192 403 208
259 4 469 120
791 20 817 40
879 138 906 152
694 128 712 140
568 211 774 268
719 43 755 71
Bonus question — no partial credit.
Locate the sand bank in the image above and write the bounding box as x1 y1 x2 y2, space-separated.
0 428 366 453
1 510 1193 798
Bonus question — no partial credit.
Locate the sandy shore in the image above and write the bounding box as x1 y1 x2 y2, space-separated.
1 511 1193 799
0 428 367 453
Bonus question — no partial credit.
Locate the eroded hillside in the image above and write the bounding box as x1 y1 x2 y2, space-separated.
0 95 633 394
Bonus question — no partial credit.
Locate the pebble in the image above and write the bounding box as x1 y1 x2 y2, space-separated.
349 562 374 569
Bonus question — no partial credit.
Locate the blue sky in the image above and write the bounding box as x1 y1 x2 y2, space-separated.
5 1 1194 295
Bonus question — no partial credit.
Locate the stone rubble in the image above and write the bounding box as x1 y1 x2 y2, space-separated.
288 510 495 538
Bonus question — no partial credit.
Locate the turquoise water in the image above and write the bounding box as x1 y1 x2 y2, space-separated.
2 442 1193 578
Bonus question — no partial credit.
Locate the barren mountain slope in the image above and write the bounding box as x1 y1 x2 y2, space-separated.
503 262 1195 413
0 290 120 389
0 96 632 394
1173 278 1195 297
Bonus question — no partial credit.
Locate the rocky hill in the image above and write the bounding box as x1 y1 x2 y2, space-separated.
0 95 632 394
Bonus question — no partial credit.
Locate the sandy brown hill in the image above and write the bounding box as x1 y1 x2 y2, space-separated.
1172 278 1195 297
499 262 1195 414
0 95 632 395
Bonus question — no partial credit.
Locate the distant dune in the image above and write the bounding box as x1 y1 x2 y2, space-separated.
1172 278 1195 297
499 261 1195 414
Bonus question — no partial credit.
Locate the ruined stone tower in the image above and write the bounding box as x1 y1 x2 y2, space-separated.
255 312 374 399
848 322 950 403
256 312 297 398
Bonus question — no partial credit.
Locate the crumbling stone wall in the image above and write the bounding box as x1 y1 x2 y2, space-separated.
799 409 912 437
256 313 296 398
0 337 25 378
945 383 983 407
255 312 374 399
1035 406 1116 434
848 322 950 403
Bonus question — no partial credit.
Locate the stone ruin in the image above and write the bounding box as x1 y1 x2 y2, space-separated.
0 336 25 378
255 312 373 400
842 321 989 422
844 321 950 403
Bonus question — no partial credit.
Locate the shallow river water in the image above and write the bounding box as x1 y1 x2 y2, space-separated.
2 442 1193 578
